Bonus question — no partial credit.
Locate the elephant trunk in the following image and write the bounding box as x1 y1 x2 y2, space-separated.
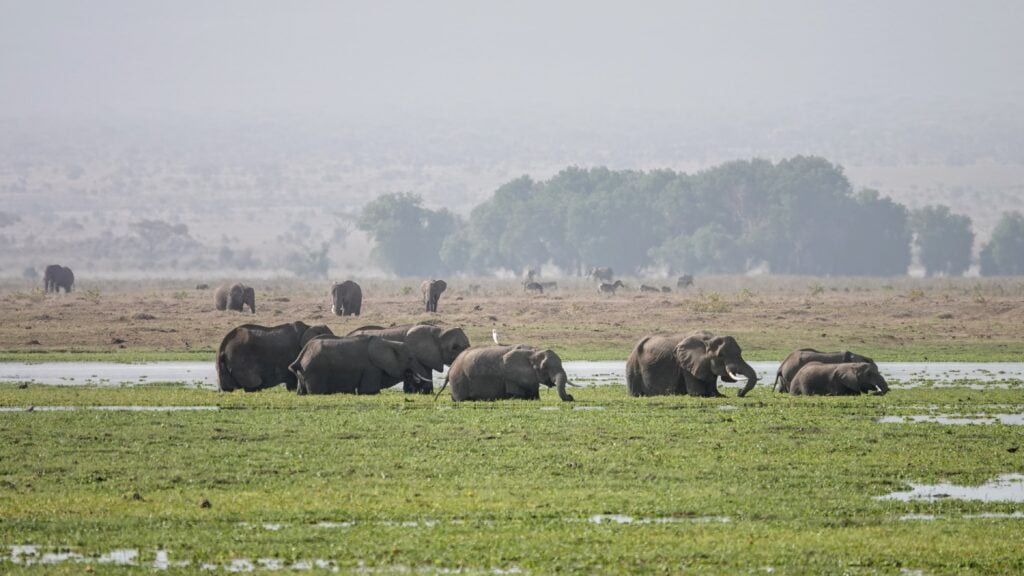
554 372 574 402
874 374 890 396
731 363 759 397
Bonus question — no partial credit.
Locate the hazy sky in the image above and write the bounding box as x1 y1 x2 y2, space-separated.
2 0 1023 120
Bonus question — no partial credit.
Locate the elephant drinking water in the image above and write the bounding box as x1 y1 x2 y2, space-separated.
788 361 889 396
626 331 758 397
774 349 876 393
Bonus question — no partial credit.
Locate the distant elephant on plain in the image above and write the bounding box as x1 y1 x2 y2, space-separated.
626 331 758 397
289 335 432 395
215 283 256 313
677 274 694 288
421 279 447 312
774 349 876 393
788 361 889 396
43 264 75 293
587 267 614 282
217 321 335 392
346 323 471 393
440 345 575 402
331 280 362 316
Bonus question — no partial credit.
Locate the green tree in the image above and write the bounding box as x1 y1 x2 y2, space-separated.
910 205 974 276
980 211 1024 275
358 192 457 276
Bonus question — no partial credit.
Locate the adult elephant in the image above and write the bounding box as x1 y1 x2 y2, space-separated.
215 283 256 313
346 324 471 393
677 274 694 288
217 321 334 392
587 267 614 282
440 345 575 402
331 280 362 316
289 335 432 395
788 362 889 396
774 349 876 393
421 279 447 313
43 264 75 293
626 331 758 397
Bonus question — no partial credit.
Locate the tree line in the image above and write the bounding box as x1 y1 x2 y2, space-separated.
358 156 1024 277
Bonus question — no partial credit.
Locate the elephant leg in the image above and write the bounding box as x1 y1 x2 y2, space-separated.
358 370 382 395
506 381 539 400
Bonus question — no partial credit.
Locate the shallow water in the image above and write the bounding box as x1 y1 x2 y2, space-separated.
1 361 1022 389
878 414 1024 425
877 474 1024 503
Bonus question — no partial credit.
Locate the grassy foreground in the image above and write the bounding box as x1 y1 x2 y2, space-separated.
1 384 1022 574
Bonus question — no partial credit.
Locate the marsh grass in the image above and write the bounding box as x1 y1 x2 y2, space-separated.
0 384 1022 573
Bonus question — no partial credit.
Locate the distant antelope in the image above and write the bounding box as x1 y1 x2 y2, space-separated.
523 281 544 295
598 280 625 295
639 284 660 293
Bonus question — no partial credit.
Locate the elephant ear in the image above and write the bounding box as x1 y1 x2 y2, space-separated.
406 325 444 372
831 366 861 391
435 280 447 294
675 334 714 382
440 328 470 365
368 338 405 380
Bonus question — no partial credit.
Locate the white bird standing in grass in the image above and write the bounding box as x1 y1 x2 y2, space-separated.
492 329 500 345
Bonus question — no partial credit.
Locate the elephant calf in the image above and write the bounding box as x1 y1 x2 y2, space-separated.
441 345 575 402
217 321 334 392
788 361 889 396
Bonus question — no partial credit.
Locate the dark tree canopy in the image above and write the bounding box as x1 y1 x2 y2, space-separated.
980 211 1024 276
357 157 972 277
911 205 974 276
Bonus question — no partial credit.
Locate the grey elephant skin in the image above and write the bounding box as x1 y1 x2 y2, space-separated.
347 324 471 393
788 361 889 396
215 283 256 313
421 279 447 312
331 280 362 316
217 321 334 392
626 331 758 397
443 345 575 402
774 349 876 393
43 264 75 293
288 336 430 395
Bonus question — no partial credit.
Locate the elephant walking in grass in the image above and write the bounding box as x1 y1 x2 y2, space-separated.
421 279 447 312
626 331 758 397
439 345 575 402
289 336 432 395
346 324 471 394
788 362 889 396
215 283 256 313
217 321 334 392
43 264 75 293
331 280 362 316
774 349 876 393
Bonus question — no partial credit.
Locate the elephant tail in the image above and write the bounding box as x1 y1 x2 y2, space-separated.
216 333 239 393
433 373 450 401
625 337 648 397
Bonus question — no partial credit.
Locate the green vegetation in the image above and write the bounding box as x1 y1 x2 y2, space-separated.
981 211 1024 276
911 205 974 277
0 384 1022 574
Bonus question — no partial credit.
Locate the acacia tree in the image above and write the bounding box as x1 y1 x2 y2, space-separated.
980 211 1024 276
910 205 974 276
358 192 457 276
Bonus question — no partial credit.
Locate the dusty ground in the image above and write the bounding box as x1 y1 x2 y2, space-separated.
1 275 1022 361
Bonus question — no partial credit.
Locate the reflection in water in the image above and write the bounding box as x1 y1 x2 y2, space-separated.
878 414 1024 425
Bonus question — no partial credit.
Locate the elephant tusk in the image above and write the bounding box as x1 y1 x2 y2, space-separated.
417 373 433 383
725 367 747 381
566 380 581 388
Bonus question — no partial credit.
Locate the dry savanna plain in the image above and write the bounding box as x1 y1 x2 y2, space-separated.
1 275 1023 574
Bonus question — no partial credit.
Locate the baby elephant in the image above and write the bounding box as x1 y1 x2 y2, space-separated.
789 361 889 396
442 345 575 402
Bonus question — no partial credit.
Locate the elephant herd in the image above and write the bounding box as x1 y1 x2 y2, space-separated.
213 279 447 316
218 317 887 400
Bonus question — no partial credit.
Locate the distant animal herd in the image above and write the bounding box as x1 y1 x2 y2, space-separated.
36 263 886 400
